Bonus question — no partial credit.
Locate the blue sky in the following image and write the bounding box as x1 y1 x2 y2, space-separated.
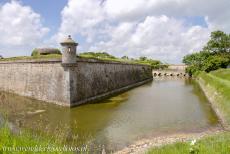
0 0 229 63
23 0 67 36
0 0 67 36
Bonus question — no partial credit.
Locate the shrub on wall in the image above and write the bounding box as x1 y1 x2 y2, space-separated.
31 48 61 56
31 49 40 56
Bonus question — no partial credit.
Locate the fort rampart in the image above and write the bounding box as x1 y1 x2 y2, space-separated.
0 58 152 107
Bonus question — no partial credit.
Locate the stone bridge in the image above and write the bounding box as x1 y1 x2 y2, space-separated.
153 64 188 77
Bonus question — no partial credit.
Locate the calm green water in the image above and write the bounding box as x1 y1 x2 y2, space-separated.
0 78 219 152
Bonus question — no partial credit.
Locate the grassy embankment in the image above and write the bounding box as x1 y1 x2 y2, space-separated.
198 69 230 126
148 69 230 154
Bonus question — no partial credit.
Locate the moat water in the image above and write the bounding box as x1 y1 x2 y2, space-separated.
0 78 219 152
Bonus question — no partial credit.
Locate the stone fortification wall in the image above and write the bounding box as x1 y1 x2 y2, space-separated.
71 58 153 106
0 58 152 107
0 60 70 105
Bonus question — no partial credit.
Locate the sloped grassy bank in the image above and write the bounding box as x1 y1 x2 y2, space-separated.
147 69 230 154
197 69 230 130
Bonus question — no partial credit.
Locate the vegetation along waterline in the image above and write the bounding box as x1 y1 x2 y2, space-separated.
147 69 230 154
147 30 230 154
197 70 230 129
0 77 220 153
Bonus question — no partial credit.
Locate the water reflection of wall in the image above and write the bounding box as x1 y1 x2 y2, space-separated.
0 91 129 152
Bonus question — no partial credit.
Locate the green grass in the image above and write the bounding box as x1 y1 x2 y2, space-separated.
0 54 136 64
0 54 61 61
210 69 230 81
79 54 136 63
0 51 169 69
79 54 159 66
0 123 76 154
0 53 158 67
147 132 230 154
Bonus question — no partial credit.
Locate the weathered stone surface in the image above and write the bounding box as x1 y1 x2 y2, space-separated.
60 35 78 64
0 61 70 105
0 58 152 107
72 59 152 106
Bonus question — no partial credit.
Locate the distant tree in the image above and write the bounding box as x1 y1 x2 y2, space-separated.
183 51 211 66
185 65 199 76
139 56 147 61
130 58 135 61
121 56 129 59
203 30 230 53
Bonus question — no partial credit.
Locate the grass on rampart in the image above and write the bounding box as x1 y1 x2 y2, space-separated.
0 54 146 64
0 51 169 69
0 54 62 61
79 54 141 64
148 69 230 154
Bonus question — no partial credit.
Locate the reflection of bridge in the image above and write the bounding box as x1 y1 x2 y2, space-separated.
153 64 188 77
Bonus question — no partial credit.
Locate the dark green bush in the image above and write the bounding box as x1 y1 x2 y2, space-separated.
202 56 229 72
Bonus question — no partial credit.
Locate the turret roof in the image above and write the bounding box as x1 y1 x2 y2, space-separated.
60 35 78 46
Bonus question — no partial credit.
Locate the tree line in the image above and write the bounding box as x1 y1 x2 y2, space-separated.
183 30 230 76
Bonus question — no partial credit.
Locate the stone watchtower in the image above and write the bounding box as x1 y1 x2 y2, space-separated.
60 35 78 64
60 35 78 105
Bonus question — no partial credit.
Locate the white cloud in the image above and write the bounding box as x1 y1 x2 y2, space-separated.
58 0 224 63
1 0 229 62
0 1 49 57
91 16 210 63
57 0 105 42
104 0 230 31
